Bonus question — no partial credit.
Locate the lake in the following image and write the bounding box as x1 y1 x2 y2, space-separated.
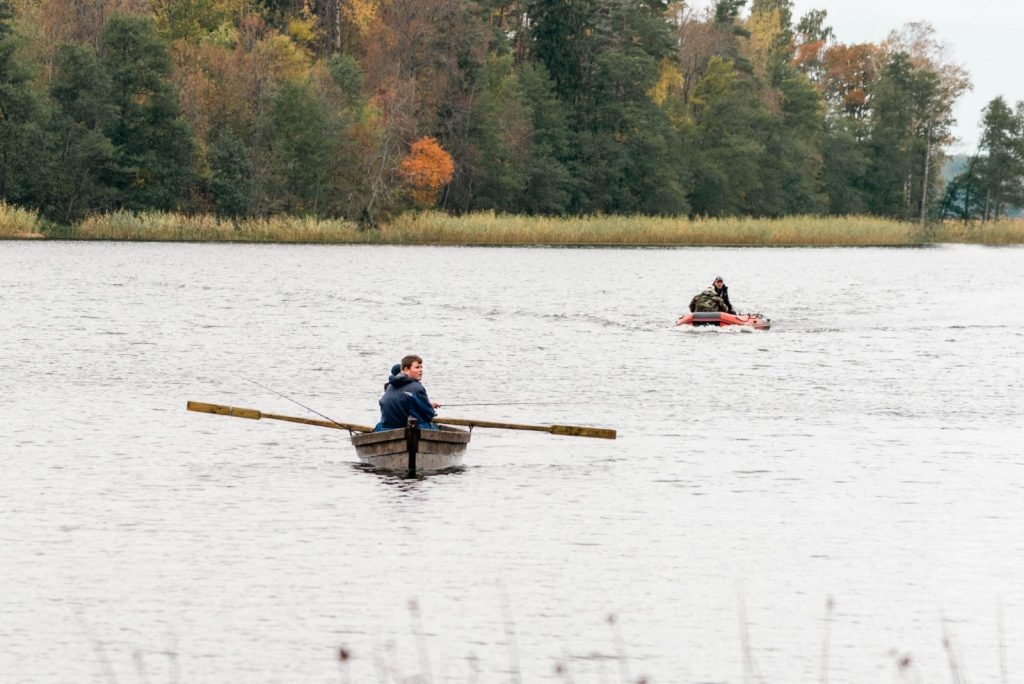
1 241 1022 683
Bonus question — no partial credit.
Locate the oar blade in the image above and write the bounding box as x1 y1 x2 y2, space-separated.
549 424 617 440
187 400 261 420
187 400 373 433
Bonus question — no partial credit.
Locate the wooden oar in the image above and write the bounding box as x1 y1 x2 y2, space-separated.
187 401 373 433
434 416 616 440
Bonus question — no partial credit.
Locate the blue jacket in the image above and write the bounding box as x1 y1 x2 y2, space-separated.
376 374 437 430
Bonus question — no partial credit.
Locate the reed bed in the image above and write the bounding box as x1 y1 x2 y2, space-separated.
7 207 1024 245
383 212 934 246
0 201 45 238
931 218 1024 245
74 211 364 242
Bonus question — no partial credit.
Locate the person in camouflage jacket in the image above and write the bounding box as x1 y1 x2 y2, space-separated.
689 276 736 313
689 287 729 312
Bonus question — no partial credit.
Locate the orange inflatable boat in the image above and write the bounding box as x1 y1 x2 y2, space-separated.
676 311 771 330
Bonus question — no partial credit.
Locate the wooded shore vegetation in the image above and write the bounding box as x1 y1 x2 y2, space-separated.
2 0 1024 239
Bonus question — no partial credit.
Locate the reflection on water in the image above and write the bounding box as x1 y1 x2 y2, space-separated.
353 462 468 482
2 242 1023 683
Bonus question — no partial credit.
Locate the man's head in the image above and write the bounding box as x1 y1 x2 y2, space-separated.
713 276 724 287
401 354 424 381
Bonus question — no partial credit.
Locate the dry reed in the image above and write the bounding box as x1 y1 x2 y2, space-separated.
931 219 1024 245
74 211 364 242
383 212 931 246
0 201 45 238
7 207 1024 245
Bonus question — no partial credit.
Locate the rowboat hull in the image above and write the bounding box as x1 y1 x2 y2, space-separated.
676 311 770 330
350 424 471 473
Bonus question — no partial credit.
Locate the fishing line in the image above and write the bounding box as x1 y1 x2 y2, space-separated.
241 377 347 429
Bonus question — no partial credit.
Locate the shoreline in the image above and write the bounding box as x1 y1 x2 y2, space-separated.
3 208 1023 246
1 236 952 248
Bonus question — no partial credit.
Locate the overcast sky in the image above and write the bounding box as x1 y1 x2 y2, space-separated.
787 0 1024 153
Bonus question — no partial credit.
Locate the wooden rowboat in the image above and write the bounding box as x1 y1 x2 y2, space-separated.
351 419 471 474
186 401 613 477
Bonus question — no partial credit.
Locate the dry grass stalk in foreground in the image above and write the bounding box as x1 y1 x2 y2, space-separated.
75 211 364 242
384 212 934 246
0 201 45 238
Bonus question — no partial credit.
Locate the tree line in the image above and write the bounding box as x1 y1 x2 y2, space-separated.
0 0 1019 225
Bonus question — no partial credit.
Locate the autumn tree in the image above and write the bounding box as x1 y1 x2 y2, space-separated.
820 42 880 122
749 0 792 52
812 41 881 214
791 8 832 85
744 0 791 86
151 0 239 42
33 0 109 49
169 15 368 216
672 0 825 216
358 0 451 217
399 136 454 207
306 0 383 57
671 2 734 107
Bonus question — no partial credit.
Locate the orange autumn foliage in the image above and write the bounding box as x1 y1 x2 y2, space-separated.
822 43 881 119
399 136 454 206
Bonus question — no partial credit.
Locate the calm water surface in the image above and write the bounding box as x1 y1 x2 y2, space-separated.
1 242 1023 683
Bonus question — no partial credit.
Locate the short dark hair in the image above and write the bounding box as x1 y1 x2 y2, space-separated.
401 354 423 370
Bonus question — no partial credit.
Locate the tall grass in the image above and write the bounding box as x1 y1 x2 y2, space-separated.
7 206 1024 245
75 211 365 242
931 219 1024 245
0 201 45 238
383 212 936 246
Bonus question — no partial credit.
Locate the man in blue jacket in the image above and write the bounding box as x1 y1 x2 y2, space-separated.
376 355 441 431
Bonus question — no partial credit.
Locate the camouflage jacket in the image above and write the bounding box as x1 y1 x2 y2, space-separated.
689 288 728 312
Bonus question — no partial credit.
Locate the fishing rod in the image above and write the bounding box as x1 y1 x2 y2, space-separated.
241 377 349 429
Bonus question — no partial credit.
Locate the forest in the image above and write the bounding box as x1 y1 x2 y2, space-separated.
1 0 1022 226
